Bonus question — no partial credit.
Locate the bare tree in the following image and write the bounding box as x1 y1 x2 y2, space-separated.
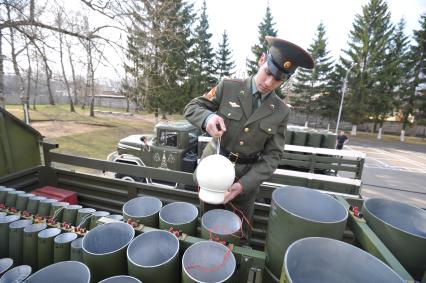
0 0 125 112
31 48 40 110
54 10 75 112
6 1 30 122
0 28 5 108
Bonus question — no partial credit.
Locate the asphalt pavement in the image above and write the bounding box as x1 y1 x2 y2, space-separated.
344 136 426 209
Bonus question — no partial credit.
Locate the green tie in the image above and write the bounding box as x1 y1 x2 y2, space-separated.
253 92 261 112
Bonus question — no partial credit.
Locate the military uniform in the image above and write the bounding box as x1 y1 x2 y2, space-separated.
184 77 290 226
184 36 314 240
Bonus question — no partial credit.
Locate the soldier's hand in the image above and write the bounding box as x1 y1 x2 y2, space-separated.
223 182 243 203
206 115 226 138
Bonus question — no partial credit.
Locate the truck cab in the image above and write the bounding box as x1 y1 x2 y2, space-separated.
108 121 202 182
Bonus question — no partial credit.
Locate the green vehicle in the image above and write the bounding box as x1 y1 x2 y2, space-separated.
107 121 202 183
0 107 422 283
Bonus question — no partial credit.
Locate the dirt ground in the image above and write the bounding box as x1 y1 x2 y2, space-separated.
31 121 107 138
30 111 165 138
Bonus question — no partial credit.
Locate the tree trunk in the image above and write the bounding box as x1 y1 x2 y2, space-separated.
66 39 78 106
377 128 382 139
351 125 357 136
41 44 54 105
400 130 405 142
0 28 4 108
8 10 28 123
32 52 39 110
25 41 32 123
58 29 75 112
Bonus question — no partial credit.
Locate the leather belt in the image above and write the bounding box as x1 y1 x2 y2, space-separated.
219 148 259 164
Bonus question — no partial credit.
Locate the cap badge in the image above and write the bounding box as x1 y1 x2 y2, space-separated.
283 61 292 69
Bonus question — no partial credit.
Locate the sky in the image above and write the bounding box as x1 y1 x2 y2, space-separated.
193 0 426 77
3 0 425 82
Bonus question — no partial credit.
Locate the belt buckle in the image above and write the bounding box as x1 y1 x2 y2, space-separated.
228 152 239 164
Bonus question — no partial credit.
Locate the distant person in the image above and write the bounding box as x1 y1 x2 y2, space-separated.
336 131 349 150
141 136 150 152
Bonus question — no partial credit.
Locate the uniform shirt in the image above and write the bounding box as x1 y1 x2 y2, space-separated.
184 76 290 198
251 77 272 110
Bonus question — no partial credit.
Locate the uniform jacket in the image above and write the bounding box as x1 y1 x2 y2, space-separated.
184 76 290 198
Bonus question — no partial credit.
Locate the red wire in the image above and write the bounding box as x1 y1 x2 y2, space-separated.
186 246 232 273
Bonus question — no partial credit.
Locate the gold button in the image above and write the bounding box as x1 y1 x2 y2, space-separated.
240 141 244 146
268 128 272 132
227 113 231 116
244 128 250 133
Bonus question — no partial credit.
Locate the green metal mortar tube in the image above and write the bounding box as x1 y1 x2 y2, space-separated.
264 186 348 282
0 187 15 204
8 219 33 265
53 232 77 263
200 209 242 245
98 275 142 283
83 222 135 283
159 202 198 236
281 237 406 283
23 223 47 270
24 261 90 283
70 237 84 262
0 258 14 277
0 215 20 258
62 205 82 226
363 198 426 281
0 264 32 282
306 131 323 147
26 196 46 215
122 196 162 228
181 240 236 283
49 202 69 222
37 199 57 217
89 211 110 230
127 230 180 283
322 132 337 149
5 190 25 208
76 208 96 228
15 193 35 212
37 228 61 269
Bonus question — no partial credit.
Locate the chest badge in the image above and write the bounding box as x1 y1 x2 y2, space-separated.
270 104 275 110
229 101 241 108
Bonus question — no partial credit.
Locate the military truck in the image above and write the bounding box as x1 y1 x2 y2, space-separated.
0 107 421 283
107 120 364 184
107 121 202 183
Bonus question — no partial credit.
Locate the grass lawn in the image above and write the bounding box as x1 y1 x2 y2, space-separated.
5 104 424 162
351 131 426 146
5 104 182 160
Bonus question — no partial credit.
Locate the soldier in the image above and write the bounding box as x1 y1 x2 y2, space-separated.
184 36 314 240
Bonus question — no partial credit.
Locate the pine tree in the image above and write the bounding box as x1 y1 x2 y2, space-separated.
292 22 334 126
190 0 216 95
401 14 426 127
342 0 394 134
317 63 346 125
246 5 277 76
380 19 410 132
123 0 194 118
215 30 236 79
